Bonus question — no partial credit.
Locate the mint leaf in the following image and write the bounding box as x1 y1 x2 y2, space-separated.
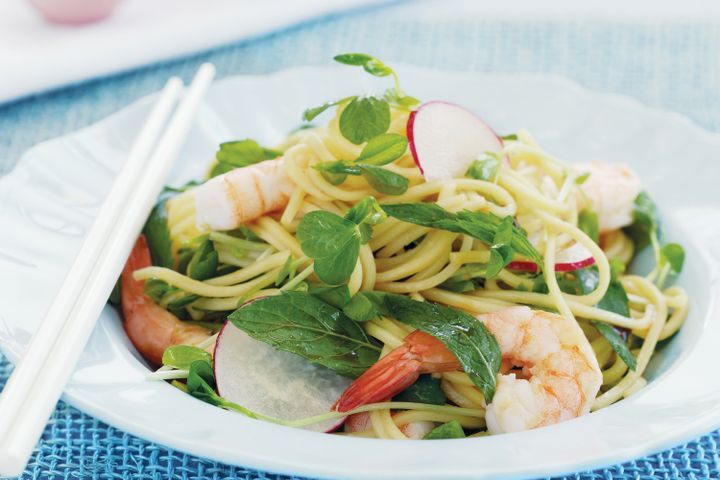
424 420 466 439
342 293 377 322
592 322 637 371
339 97 391 145
186 237 218 280
381 203 543 266
307 283 351 309
229 292 381 377
485 216 514 279
383 294 501 402
394 375 446 405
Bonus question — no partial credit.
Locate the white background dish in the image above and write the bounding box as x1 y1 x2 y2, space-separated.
1 66 719 479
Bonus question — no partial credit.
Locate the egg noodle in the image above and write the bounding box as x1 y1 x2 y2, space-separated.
131 94 688 438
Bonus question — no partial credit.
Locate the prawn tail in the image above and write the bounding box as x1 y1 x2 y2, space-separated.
332 345 422 413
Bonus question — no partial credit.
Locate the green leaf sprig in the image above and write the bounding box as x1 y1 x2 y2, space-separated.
333 53 420 110
424 420 466 440
313 133 409 194
465 152 501 182
297 196 386 285
209 139 282 178
623 192 686 288
381 202 543 267
229 291 382 377
394 375 447 406
302 54 419 145
143 182 200 269
382 294 501 402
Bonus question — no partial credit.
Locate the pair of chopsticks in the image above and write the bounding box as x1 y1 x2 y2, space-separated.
0 63 216 477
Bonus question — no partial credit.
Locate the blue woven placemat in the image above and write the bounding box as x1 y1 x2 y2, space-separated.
2 5 720 479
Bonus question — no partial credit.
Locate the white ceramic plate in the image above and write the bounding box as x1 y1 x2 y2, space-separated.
1 66 719 480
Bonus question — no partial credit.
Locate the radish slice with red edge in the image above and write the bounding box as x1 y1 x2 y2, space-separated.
507 243 595 273
214 322 350 432
407 101 504 181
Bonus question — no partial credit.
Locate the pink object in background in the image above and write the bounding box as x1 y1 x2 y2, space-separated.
29 0 124 24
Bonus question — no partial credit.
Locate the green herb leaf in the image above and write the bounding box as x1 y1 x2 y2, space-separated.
143 189 177 268
424 420 466 439
660 243 685 275
597 278 631 317
485 216 514 279
578 209 600 244
342 293 377 322
623 191 660 251
500 133 518 141
438 278 477 293
275 254 296 287
339 97 391 145
394 375 446 405
298 199 386 285
307 283 351 309
313 160 362 176
575 172 591 185
465 153 500 182
359 164 409 195
303 96 357 122
381 203 543 265
345 196 386 226
229 292 382 377
592 322 637 371
162 345 212 370
383 88 421 109
297 211 360 285
355 133 408 166
345 196 386 243
186 360 222 406
209 140 281 179
186 238 218 280
333 53 374 66
383 294 501 402
334 53 393 77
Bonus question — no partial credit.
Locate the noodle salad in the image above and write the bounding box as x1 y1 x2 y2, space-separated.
114 54 688 440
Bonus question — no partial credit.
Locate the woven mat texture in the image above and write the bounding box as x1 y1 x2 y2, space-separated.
1 5 720 479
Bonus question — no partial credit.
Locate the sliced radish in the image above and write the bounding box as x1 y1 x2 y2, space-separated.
507 243 595 273
214 322 351 432
407 101 503 181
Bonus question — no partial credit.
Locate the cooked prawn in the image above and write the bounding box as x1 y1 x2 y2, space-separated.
192 158 294 232
333 306 602 434
574 161 641 233
121 235 211 365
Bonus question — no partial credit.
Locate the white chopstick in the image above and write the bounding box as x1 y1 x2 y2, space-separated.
0 63 216 477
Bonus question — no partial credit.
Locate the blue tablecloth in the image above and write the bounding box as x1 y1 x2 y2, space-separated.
1 4 719 478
